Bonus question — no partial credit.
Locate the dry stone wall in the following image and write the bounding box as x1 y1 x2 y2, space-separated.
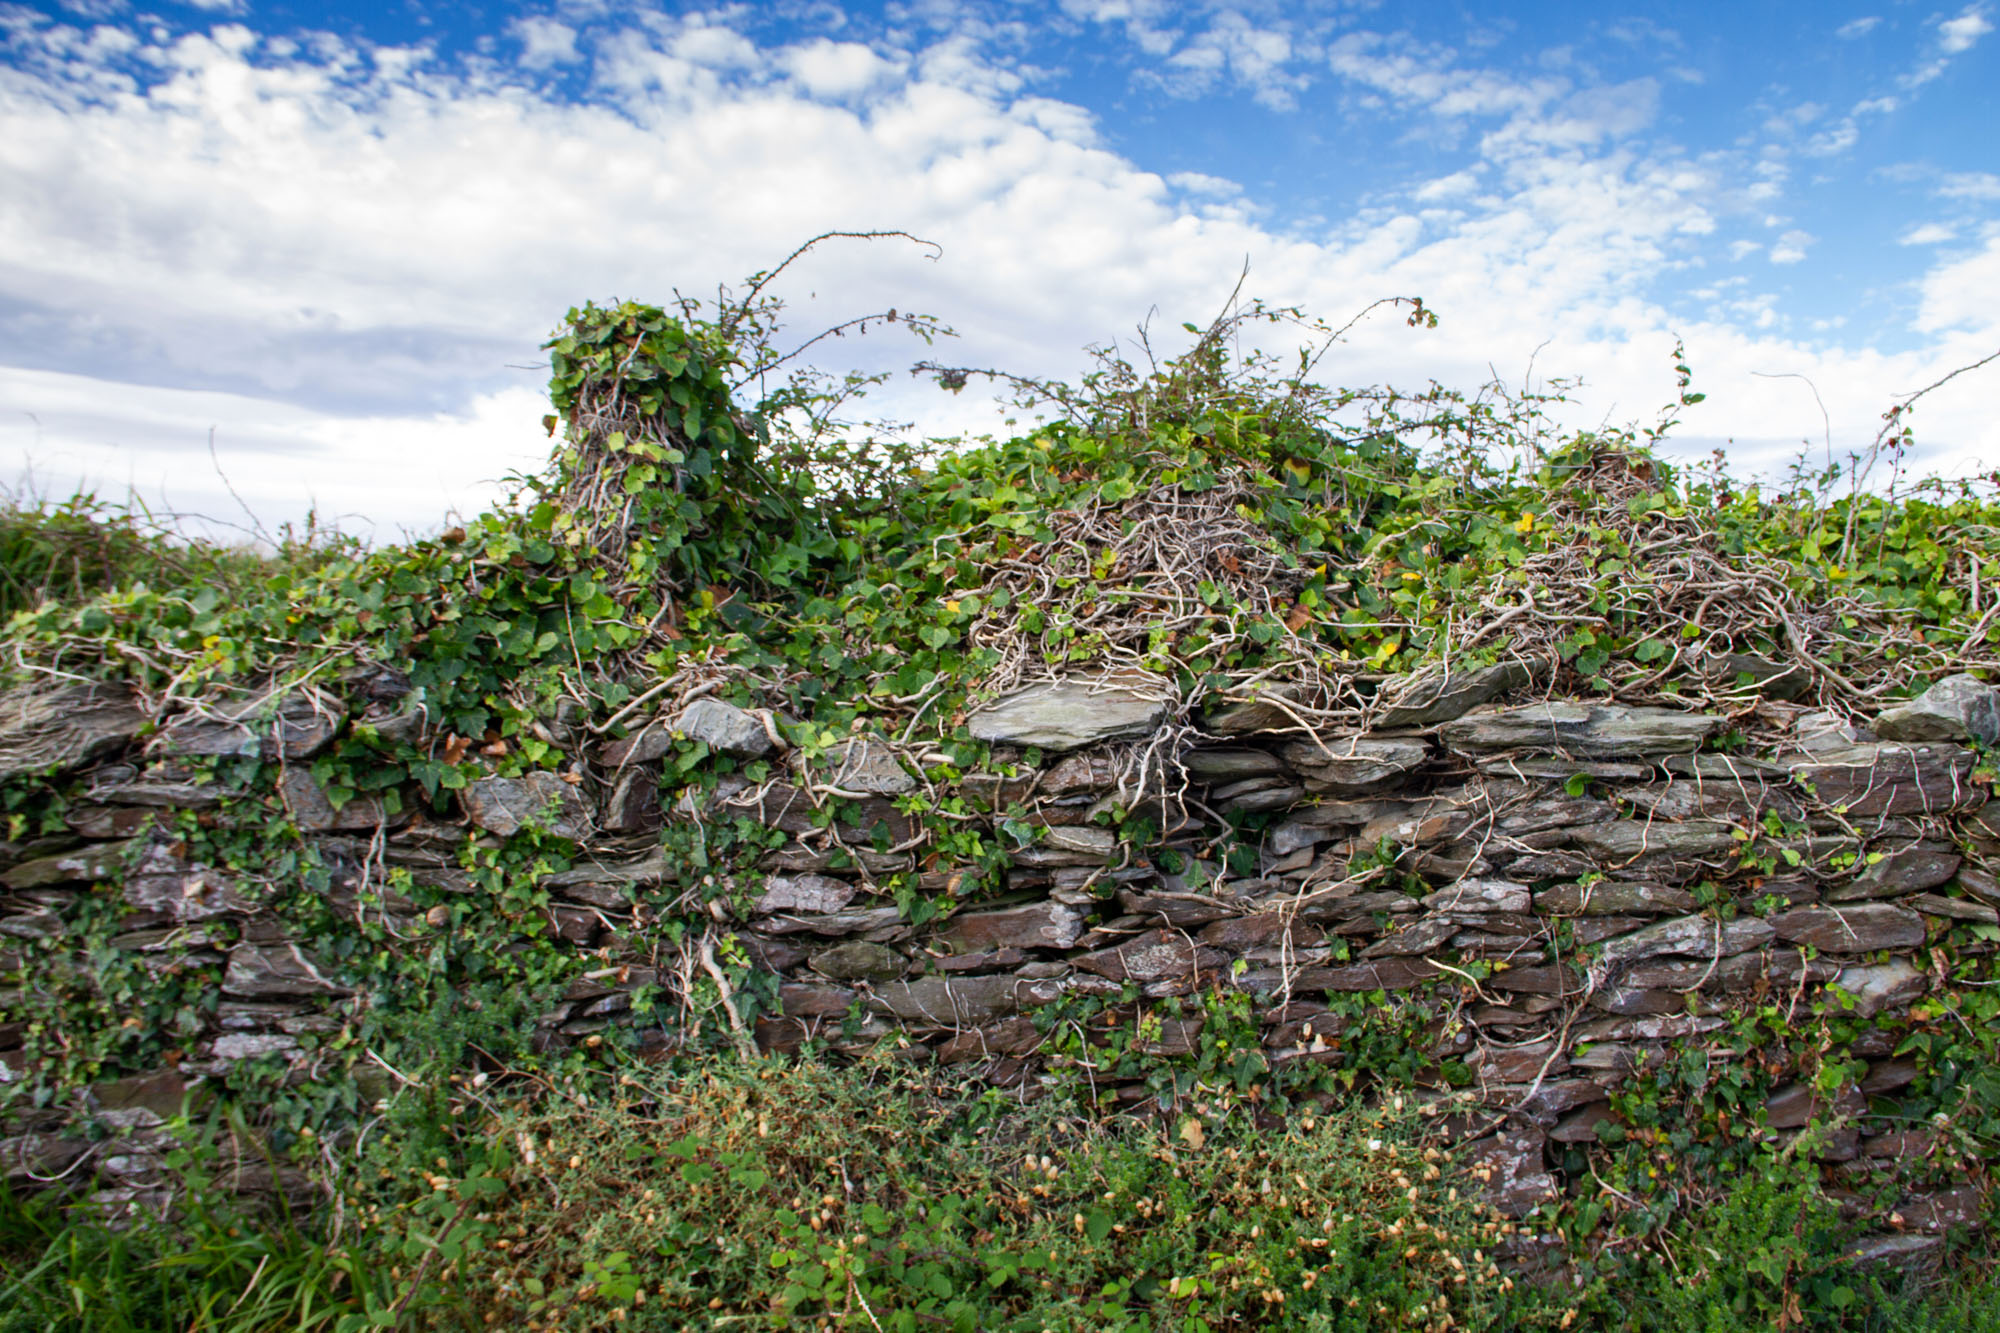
3 666 1997 1252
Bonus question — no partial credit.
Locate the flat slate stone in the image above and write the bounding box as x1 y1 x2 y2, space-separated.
222 942 349 997
821 737 917 794
868 975 1039 1027
676 697 775 759
1466 1125 1558 1218
1287 957 1442 992
543 848 669 890
2 840 134 889
1832 958 1927 1017
85 764 222 808
754 874 856 915
1769 903 1926 953
599 726 673 767
0 681 145 781
1873 674 2000 745
936 901 1086 953
278 769 406 834
1179 747 1287 781
1535 881 1696 916
1073 929 1225 983
968 673 1172 750
1422 878 1532 915
155 687 344 761
811 941 906 982
1592 915 1776 973
1780 742 1979 818
462 772 592 840
1279 737 1429 791
1376 661 1533 728
1566 820 1739 860
752 906 904 937
1828 842 1962 901
1439 702 1721 758
1623 949 1836 992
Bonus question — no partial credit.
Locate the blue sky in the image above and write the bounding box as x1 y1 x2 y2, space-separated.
2 0 1995 535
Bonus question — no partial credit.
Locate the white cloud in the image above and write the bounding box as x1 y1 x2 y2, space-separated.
1413 170 1480 202
781 38 898 98
1836 17 1882 38
1326 32 1565 120
1133 10 1308 110
1938 171 2000 199
1916 233 2000 333
1167 170 1241 197
511 17 579 71
0 9 1996 537
1939 5 1994 52
1899 222 1958 245
1768 229 1815 263
1906 4 1992 84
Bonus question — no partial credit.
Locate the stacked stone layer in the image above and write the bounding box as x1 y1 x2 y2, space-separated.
3 667 1996 1250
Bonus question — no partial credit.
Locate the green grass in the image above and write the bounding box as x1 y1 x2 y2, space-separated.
0 1176 375 1333
9 1058 1988 1333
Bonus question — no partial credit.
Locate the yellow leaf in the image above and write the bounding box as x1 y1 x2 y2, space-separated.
1514 512 1535 535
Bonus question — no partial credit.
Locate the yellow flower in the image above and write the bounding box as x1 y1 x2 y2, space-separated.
1514 513 1535 535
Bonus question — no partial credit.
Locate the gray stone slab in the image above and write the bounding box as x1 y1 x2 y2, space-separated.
968 674 1172 750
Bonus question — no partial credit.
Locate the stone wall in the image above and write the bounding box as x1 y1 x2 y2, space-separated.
3 665 1996 1253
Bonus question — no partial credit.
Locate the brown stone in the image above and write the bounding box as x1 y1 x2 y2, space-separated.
937 901 1086 953
1827 842 1963 901
1465 1125 1558 1218
1769 904 1926 953
1535 881 1696 916
1782 743 1980 818
1487 963 1584 995
1474 1040 1566 1084
868 975 1038 1027
1288 957 1441 992
1592 915 1776 972
222 942 348 997
1073 929 1226 984
1422 878 1531 915
936 1017 1041 1063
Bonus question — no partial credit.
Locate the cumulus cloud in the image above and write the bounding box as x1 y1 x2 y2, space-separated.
1939 5 1994 52
1768 230 1815 264
511 17 580 70
1906 4 1992 84
781 38 899 97
0 7 1996 535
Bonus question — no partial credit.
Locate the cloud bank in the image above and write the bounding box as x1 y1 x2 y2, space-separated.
1 6 1996 537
